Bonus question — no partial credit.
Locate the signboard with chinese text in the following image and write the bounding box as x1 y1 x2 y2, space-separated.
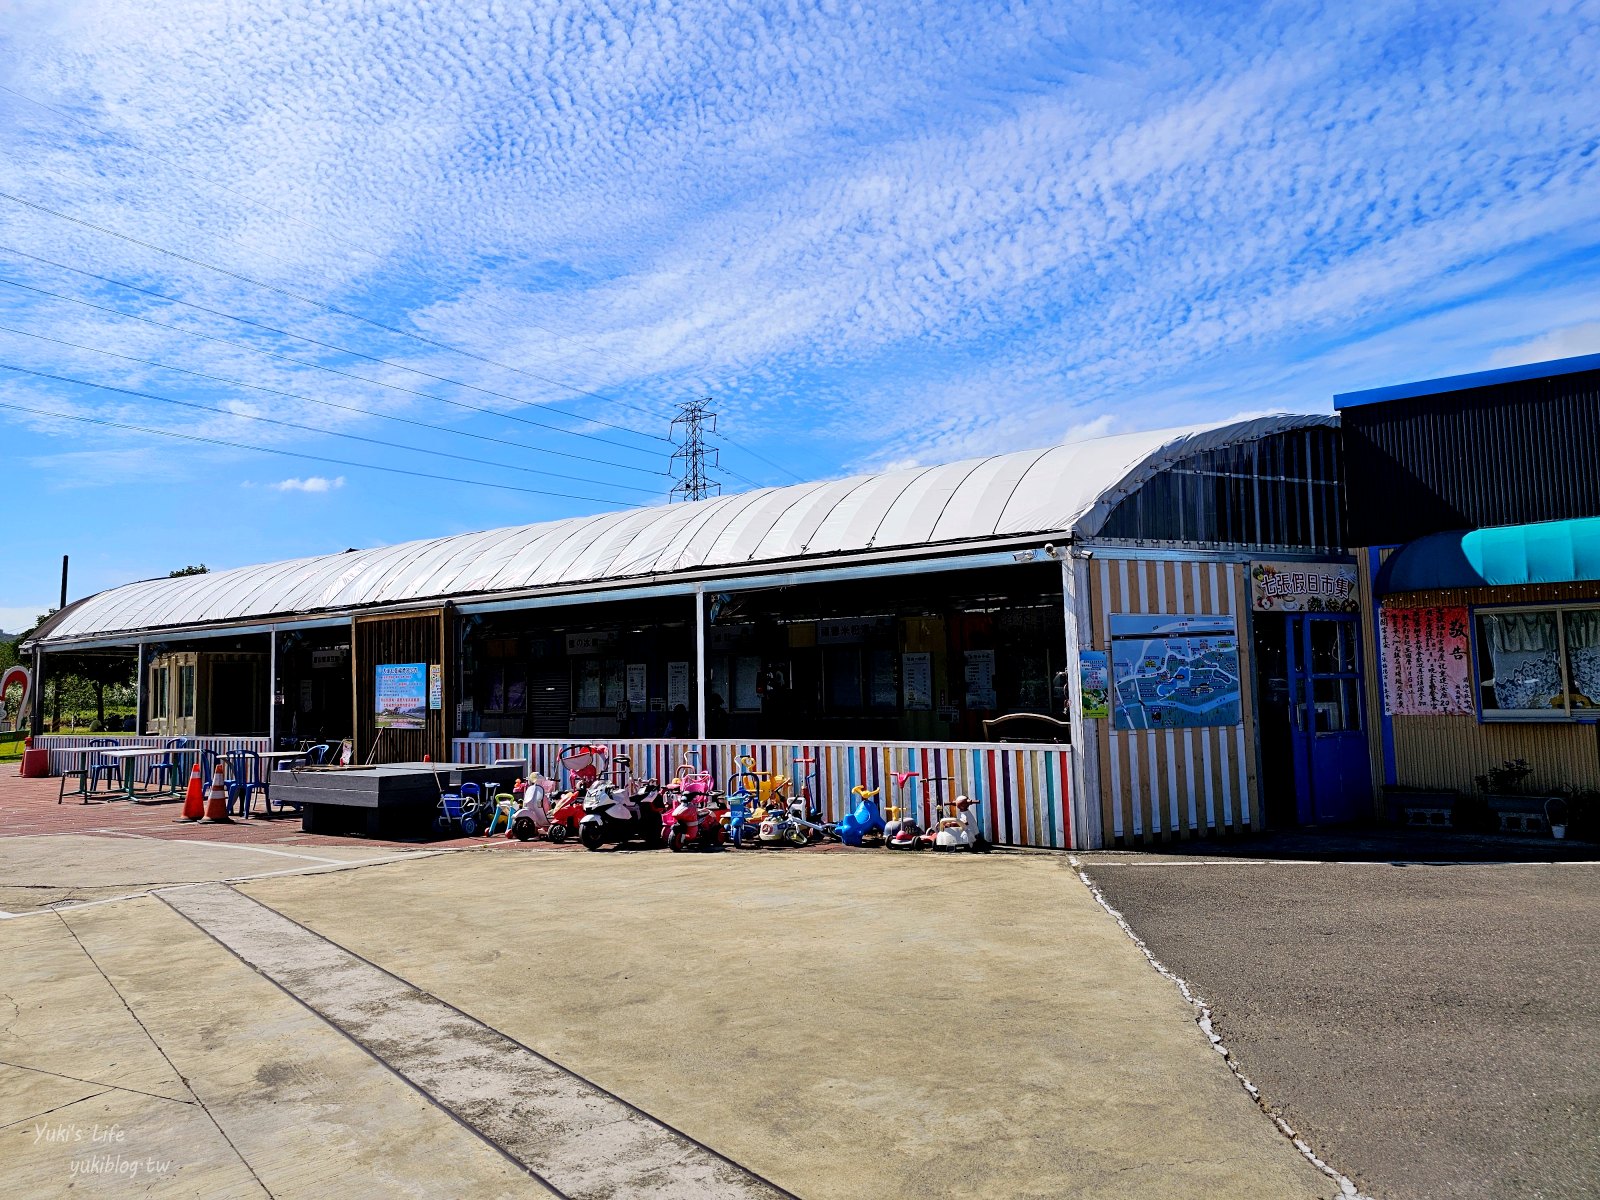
1078 650 1109 719
1250 561 1359 612
374 663 427 729
1379 606 1472 715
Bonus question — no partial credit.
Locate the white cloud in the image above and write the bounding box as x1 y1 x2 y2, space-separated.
1489 322 1600 368
270 475 344 493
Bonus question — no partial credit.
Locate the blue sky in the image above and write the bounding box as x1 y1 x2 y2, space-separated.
2 0 1599 629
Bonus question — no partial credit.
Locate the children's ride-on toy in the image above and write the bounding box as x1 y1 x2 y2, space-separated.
663 756 725 851
836 784 887 846
435 786 484 836
578 756 665 851
548 744 607 842
932 794 991 851
884 771 927 850
509 776 556 841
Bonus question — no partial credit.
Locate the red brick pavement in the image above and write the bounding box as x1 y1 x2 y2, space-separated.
0 767 562 853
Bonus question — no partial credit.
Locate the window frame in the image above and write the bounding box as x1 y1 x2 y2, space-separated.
177 664 196 719
1473 602 1600 723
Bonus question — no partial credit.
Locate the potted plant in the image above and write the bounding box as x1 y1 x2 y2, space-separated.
1473 759 1560 835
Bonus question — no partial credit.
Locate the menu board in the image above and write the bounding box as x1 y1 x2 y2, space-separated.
963 649 997 710
902 652 932 711
1380 606 1472 715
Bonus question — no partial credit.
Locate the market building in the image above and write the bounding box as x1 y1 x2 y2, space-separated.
1338 352 1600 829
25 413 1359 848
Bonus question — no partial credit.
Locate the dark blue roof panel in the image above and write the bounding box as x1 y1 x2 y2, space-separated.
1334 352 1600 409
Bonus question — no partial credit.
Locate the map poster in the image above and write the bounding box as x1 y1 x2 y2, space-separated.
902 652 933 711
1250 561 1359 613
1379 606 1472 715
374 663 427 729
1110 614 1242 730
1078 650 1109 719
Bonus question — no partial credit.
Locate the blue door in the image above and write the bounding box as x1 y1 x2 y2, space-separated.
1287 613 1372 824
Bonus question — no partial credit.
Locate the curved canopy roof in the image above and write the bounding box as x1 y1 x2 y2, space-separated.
31 414 1334 646
1374 515 1600 595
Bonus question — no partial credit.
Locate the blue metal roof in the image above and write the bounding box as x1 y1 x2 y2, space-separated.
1334 352 1600 409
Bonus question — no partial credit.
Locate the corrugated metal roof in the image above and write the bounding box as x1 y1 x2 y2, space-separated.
31 415 1334 645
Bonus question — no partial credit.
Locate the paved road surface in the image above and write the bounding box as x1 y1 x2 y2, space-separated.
1078 854 1600 1200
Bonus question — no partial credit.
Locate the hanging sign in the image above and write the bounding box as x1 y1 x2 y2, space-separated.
565 631 618 655
1250 561 1359 612
1078 650 1109 720
902 652 933 711
374 663 427 729
1380 606 1472 715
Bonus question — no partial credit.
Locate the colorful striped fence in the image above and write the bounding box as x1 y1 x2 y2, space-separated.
451 737 1075 850
33 734 272 775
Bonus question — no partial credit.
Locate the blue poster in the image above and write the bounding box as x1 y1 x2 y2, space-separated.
1110 614 1241 730
375 662 427 729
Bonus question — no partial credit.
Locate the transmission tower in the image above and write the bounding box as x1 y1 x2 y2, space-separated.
669 397 721 502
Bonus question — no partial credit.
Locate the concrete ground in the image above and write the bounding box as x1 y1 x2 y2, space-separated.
1076 847 1600 1200
0 766 1339 1199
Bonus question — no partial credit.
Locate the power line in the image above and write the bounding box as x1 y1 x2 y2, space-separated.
0 357 663 497
0 243 669 448
0 396 640 505
0 275 670 477
0 320 652 481
712 431 806 484
0 186 674 425
0 80 679 424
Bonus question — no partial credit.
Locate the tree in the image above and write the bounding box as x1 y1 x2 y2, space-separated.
169 564 209 577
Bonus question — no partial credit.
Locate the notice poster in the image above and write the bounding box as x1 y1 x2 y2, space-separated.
963 648 997 710
1110 614 1241 730
902 652 933 711
626 663 648 706
1250 561 1359 612
374 663 427 729
427 664 442 710
667 662 690 710
1078 650 1110 719
506 667 527 712
1380 606 1472 715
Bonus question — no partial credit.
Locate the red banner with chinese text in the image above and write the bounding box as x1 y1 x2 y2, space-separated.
1379 606 1473 715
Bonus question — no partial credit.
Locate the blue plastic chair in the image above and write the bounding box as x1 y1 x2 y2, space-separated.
145 737 188 790
304 743 332 767
86 739 122 795
226 750 271 818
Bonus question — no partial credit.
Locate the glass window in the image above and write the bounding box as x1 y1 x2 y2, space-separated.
1477 611 1562 714
825 647 862 710
1313 677 1362 732
1310 620 1358 674
177 665 196 718
1564 609 1600 712
152 667 169 718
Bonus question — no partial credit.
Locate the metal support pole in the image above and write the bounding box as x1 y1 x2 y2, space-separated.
694 584 707 738
1062 550 1103 849
31 648 44 737
135 642 145 736
268 629 277 749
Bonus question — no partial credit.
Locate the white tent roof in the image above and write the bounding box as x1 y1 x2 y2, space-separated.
32 415 1334 645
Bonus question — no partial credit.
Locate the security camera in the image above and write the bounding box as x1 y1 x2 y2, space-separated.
1043 543 1057 558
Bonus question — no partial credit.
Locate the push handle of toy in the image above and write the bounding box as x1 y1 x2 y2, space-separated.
893 770 919 788
851 784 880 799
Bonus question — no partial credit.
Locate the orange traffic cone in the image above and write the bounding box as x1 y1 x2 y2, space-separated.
176 762 204 822
199 768 233 824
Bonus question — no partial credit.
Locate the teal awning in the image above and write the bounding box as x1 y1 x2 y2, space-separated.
1376 516 1600 595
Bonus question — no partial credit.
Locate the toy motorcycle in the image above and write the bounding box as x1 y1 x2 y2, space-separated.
577 770 664 851
836 785 887 846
